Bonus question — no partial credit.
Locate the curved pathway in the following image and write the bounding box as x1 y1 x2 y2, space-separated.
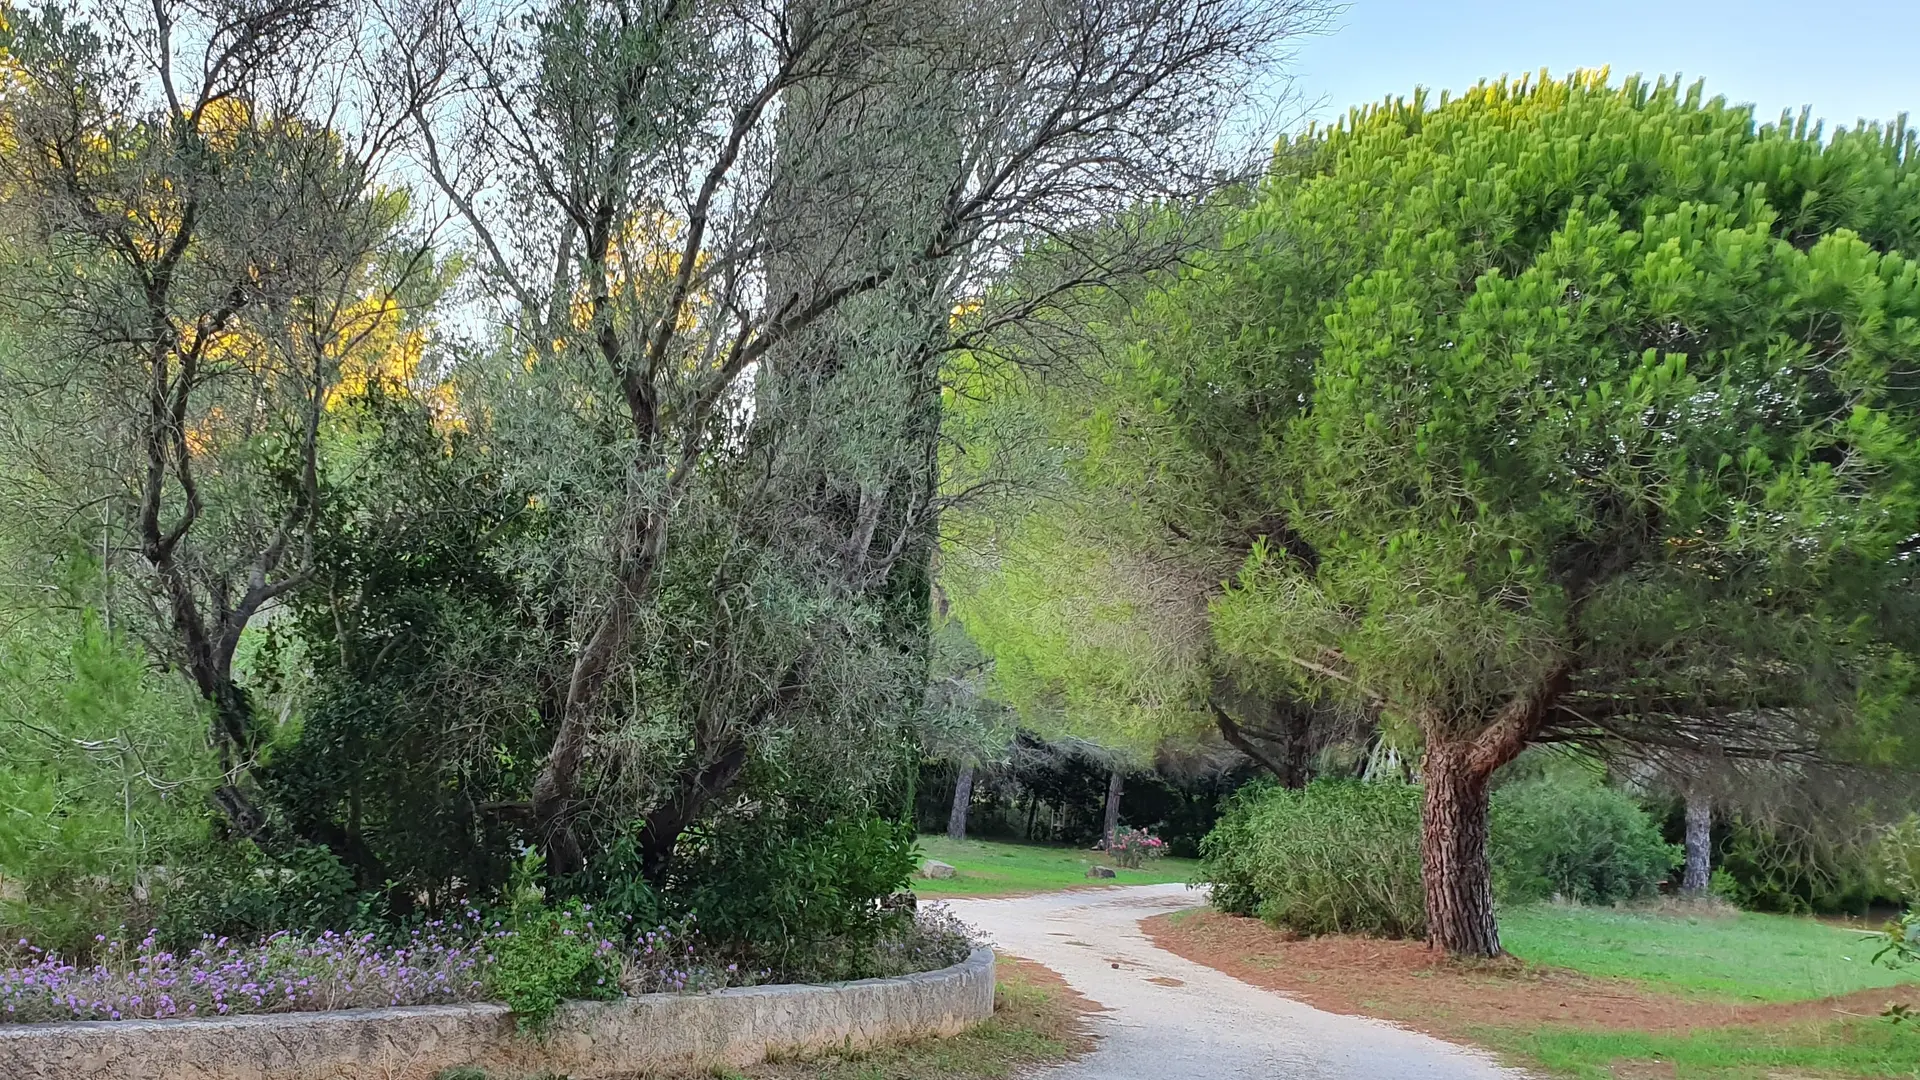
945 884 1533 1080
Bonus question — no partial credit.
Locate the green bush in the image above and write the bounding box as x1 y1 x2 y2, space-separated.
1199 780 1426 938
1491 779 1680 905
1880 816 1920 903
1202 776 1683 939
0 588 215 957
486 899 620 1032
1718 818 1896 915
662 809 919 980
156 841 371 948
482 853 620 1031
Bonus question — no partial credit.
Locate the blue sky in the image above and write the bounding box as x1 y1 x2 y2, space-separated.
1280 0 1920 133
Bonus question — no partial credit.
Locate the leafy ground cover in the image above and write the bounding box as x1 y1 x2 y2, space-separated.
911 837 1197 898
1145 905 1920 1079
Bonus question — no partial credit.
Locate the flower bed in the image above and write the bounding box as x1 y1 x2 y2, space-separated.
0 948 998 1080
0 906 970 1025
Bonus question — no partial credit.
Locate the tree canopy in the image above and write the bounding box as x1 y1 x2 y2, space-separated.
958 70 1920 955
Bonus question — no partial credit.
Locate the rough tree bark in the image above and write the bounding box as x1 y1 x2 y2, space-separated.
1419 736 1502 958
947 762 975 842
1102 769 1124 850
1683 789 1712 895
1418 662 1573 957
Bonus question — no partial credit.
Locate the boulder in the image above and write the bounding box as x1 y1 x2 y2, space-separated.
1085 865 1117 879
919 859 957 880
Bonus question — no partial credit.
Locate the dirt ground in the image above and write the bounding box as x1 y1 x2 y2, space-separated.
1142 908 1919 1042
727 955 1100 1080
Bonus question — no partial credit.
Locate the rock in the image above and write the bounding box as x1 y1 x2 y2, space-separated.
920 859 957 880
1086 865 1117 879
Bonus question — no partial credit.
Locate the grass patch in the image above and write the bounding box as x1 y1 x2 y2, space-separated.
911 836 1196 897
1480 1018 1920 1079
1500 904 1917 1003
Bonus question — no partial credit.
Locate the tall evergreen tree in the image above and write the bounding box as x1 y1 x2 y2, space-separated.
970 72 1920 956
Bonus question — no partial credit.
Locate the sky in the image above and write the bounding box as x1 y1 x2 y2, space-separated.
1277 0 1920 134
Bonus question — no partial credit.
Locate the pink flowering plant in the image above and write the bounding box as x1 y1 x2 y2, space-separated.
1107 826 1168 869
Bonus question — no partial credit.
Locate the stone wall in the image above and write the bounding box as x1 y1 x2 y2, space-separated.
0 947 995 1080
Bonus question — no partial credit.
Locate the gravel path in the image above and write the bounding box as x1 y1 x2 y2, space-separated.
945 884 1533 1080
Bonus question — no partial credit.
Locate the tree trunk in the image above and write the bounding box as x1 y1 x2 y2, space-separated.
636 740 750 884
1279 701 1313 788
1683 789 1712 895
1420 737 1502 958
947 762 974 842
1102 769 1123 850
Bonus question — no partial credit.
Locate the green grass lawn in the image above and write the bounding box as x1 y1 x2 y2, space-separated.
1482 1018 1920 1079
1487 903 1920 1077
1500 903 1917 1003
910 836 1198 897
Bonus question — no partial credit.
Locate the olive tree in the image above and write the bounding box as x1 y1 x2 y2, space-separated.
398 0 1331 873
0 0 433 831
1157 74 1920 955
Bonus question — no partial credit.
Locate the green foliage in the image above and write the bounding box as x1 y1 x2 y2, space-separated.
1718 817 1897 915
663 811 919 980
1103 71 1920 794
1878 908 1918 971
1491 779 1680 905
1709 866 1741 905
154 842 369 948
481 853 620 1031
486 900 620 1032
1881 814 1920 902
259 387 549 909
0 552 215 955
1205 776 1682 937
1200 780 1427 938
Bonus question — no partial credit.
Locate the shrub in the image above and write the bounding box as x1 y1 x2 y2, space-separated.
1878 908 1918 971
0 920 491 1022
1717 818 1896 915
1490 779 1680 905
1880 815 1920 903
1107 826 1167 869
0 901 754 1027
485 901 621 1031
662 810 919 981
857 904 979 978
155 842 370 949
1199 780 1426 938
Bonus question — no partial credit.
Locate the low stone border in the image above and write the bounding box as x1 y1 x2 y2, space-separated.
0 947 995 1080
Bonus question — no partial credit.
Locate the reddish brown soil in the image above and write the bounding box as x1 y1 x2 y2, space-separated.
1142 908 1918 1041
998 954 1105 1014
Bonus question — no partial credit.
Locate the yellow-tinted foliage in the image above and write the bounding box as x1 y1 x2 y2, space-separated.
557 208 710 353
